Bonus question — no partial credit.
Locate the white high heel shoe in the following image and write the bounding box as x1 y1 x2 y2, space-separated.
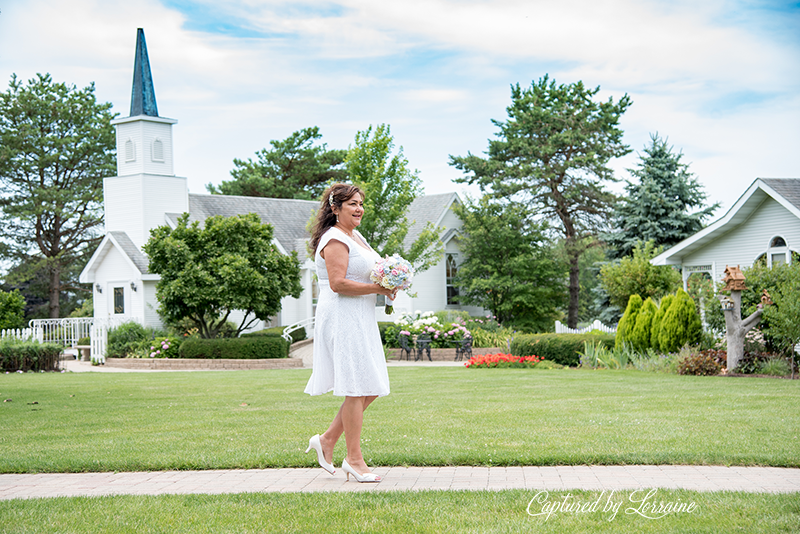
305 434 335 475
342 458 381 483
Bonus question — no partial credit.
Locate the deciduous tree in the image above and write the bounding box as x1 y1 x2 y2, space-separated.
347 124 443 272
451 196 566 332
450 75 631 327
143 213 302 339
599 240 681 310
208 126 347 200
0 73 116 318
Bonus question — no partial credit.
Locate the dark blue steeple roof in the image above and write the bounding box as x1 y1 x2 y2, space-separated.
130 28 159 117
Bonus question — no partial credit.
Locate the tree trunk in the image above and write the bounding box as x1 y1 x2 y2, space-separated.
723 290 762 372
567 249 580 329
49 263 61 318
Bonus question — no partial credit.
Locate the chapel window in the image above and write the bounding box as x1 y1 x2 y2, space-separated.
113 287 125 314
446 253 459 306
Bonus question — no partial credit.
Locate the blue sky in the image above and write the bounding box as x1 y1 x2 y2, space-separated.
0 0 798 214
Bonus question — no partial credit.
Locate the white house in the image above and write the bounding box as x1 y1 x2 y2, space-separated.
651 177 800 287
79 29 481 331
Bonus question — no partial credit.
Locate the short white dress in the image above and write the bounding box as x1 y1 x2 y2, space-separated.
304 227 390 397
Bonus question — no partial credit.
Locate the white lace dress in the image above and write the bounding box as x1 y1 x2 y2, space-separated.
304 227 390 397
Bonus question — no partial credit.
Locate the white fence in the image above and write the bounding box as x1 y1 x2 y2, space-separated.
0 317 142 364
0 327 34 341
555 319 617 334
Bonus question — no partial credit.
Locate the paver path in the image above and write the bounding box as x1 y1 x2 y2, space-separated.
2 465 798 500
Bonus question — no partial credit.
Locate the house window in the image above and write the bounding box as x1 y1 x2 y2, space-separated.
125 139 135 162
151 138 164 162
446 253 459 306
113 287 125 314
765 235 790 267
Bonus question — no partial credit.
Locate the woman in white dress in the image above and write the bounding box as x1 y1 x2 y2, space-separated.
304 183 397 483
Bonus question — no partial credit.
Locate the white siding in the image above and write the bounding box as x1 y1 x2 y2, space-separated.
143 281 162 329
92 247 137 321
104 174 188 249
115 119 174 177
682 197 800 281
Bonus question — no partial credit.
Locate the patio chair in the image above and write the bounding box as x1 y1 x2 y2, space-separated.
398 333 414 361
454 337 473 361
416 334 432 362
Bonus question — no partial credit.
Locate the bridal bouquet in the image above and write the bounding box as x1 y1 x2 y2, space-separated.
370 254 415 314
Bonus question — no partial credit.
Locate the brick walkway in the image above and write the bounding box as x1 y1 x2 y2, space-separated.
2 465 798 500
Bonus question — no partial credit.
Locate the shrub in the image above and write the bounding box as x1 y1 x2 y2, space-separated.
178 337 289 359
471 326 515 349
657 289 702 353
0 289 25 330
240 326 306 344
145 337 181 358
649 294 674 351
107 322 150 358
733 351 773 374
511 333 615 367
615 294 642 349
677 347 722 376
629 297 658 352
0 340 62 372
377 322 395 345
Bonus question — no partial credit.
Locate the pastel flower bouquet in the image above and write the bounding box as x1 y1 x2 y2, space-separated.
370 254 416 314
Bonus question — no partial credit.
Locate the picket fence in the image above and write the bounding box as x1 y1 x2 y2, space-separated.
0 317 139 364
554 319 617 334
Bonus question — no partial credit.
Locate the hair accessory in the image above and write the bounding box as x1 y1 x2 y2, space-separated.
329 193 335 207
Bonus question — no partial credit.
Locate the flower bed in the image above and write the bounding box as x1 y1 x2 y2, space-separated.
464 353 541 369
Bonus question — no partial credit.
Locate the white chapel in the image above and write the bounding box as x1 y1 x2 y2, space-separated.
80 29 479 332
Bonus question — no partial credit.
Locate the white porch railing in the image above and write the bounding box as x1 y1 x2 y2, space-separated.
555 319 617 334
25 317 141 364
282 317 315 343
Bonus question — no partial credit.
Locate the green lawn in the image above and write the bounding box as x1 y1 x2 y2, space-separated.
1 367 797 473
1 490 798 534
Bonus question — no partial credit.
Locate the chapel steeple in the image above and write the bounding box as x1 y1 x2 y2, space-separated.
130 28 159 117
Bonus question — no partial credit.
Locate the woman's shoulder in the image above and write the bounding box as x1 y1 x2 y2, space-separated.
317 227 351 253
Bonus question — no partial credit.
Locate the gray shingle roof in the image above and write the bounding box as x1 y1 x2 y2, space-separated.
187 194 319 257
761 178 800 211
403 193 458 249
109 231 150 274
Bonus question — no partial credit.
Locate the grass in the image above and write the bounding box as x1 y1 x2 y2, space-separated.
0 490 798 533
1 367 798 473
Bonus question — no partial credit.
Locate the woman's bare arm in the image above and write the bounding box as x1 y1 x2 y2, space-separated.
322 240 397 298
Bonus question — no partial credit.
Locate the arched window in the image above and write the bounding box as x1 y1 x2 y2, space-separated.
125 139 136 162
151 138 164 162
766 235 790 267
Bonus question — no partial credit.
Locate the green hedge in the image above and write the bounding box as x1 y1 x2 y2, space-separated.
0 341 63 372
510 333 616 367
240 326 306 344
378 322 395 345
178 337 290 359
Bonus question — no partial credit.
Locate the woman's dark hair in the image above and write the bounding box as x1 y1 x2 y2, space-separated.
309 183 365 254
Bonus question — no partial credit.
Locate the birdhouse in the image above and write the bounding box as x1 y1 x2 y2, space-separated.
719 295 735 311
722 265 747 291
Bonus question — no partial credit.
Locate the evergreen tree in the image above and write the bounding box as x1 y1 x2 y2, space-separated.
629 297 658 352
650 294 675 351
0 73 116 318
658 289 702 353
450 75 631 327
606 134 719 259
616 294 643 349
209 127 347 200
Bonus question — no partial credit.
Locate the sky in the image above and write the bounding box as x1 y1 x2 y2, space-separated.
0 0 798 216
